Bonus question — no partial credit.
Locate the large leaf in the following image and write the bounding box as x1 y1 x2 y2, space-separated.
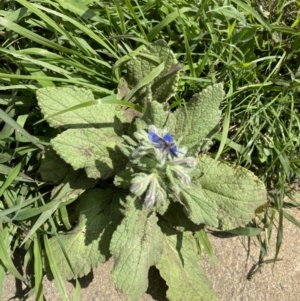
51 128 127 179
189 155 267 230
37 86 127 179
156 225 217 301
37 86 124 134
110 197 163 301
119 40 179 106
180 185 219 227
46 189 122 280
174 84 224 155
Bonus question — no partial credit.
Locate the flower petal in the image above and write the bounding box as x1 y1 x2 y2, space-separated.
162 132 174 144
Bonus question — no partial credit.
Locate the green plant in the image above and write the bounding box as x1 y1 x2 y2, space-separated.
3 0 300 300
36 41 267 301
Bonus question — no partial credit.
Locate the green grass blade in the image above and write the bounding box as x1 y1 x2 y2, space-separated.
195 229 215 266
0 262 5 301
215 99 231 161
282 210 300 228
44 235 70 301
231 0 273 32
147 7 191 41
33 234 44 301
124 62 165 101
0 161 23 198
0 108 44 150
0 224 26 281
0 73 113 94
226 227 263 236
21 202 60 246
0 193 48 222
0 17 81 56
123 0 147 40
33 3 118 59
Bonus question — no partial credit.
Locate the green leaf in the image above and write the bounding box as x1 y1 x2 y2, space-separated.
114 169 134 189
55 0 104 22
44 235 69 301
0 258 5 301
180 184 219 227
225 227 263 236
139 100 177 130
120 40 179 106
47 189 122 280
37 86 127 178
156 226 217 301
195 229 215 266
163 202 203 232
174 84 224 155
110 197 163 301
123 62 165 102
38 148 70 183
0 108 44 150
192 155 267 230
0 225 26 282
34 234 46 301
51 128 127 179
37 86 124 134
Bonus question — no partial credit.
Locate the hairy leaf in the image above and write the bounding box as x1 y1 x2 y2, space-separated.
148 41 179 103
110 197 163 301
46 189 122 280
180 185 218 227
174 84 224 155
156 225 217 301
192 155 267 230
140 100 176 130
119 40 179 106
37 86 124 134
51 128 127 179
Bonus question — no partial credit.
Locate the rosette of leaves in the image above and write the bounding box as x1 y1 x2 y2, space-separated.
36 41 267 301
112 84 267 301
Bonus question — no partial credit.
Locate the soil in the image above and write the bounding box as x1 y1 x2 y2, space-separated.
2 209 300 301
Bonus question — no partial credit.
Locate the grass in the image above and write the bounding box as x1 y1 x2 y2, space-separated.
1 0 300 299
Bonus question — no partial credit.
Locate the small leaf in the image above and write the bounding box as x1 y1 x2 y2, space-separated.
51 128 127 179
133 100 177 139
148 40 179 103
110 197 163 301
46 189 122 280
139 100 177 131
174 84 224 155
120 40 179 106
156 225 217 301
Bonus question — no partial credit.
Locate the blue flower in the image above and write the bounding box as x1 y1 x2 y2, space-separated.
148 126 180 160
